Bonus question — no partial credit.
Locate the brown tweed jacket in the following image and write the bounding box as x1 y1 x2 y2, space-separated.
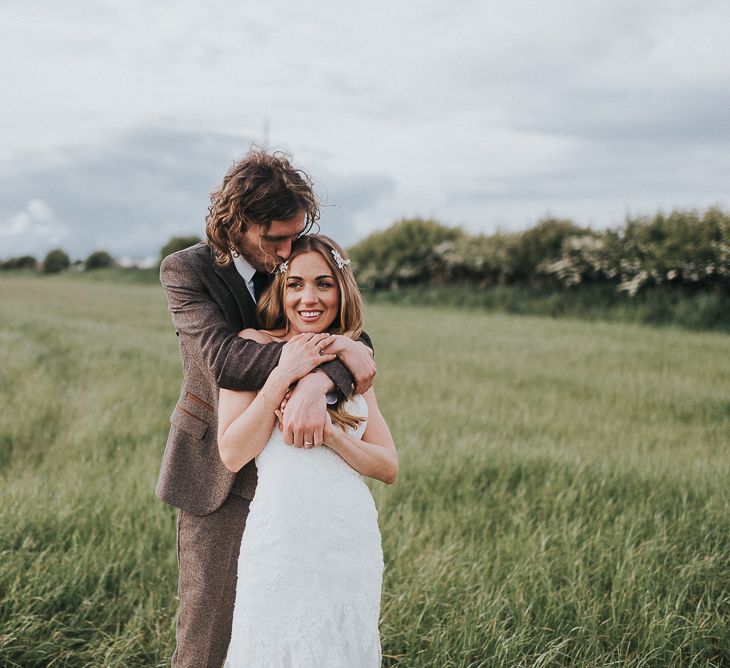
156 243 359 516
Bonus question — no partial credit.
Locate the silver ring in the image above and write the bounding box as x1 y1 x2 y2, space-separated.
304 440 313 445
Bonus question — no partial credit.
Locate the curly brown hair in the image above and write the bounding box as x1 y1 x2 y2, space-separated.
205 147 320 266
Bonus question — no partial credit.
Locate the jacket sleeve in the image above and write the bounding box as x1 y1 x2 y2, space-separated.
160 252 283 391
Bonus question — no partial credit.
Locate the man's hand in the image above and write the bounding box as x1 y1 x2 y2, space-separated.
281 371 332 448
321 336 376 395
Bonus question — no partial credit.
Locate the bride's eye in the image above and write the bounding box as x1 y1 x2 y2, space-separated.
286 281 302 289
318 281 334 289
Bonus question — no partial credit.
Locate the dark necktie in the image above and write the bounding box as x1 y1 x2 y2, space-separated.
252 270 272 302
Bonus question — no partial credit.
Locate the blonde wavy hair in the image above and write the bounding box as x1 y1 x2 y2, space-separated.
257 235 366 430
205 147 319 266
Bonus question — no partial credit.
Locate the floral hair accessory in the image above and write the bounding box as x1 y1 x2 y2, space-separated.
277 260 289 274
330 249 351 270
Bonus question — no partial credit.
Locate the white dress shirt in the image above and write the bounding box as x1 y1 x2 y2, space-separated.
231 254 258 303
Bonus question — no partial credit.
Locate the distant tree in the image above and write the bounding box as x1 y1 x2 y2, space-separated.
1 255 38 270
42 248 71 274
160 235 202 263
85 250 115 270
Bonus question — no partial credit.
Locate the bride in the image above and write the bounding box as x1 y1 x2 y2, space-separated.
217 235 398 667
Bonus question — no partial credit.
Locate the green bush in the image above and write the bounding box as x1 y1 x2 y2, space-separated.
541 208 730 295
434 232 518 286
159 235 202 263
431 218 589 287
84 250 115 270
350 208 730 298
511 217 591 283
348 218 464 289
540 230 621 287
42 248 71 274
1 255 38 271
616 207 730 293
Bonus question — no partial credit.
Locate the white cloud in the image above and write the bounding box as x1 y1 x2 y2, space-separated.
5 211 30 236
1 199 69 255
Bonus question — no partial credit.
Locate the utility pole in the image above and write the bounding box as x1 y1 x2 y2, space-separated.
262 118 270 150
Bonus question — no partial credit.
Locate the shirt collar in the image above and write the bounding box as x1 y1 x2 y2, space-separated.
231 253 257 285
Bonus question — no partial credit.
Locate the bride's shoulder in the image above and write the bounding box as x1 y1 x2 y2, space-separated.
357 388 384 419
237 328 284 343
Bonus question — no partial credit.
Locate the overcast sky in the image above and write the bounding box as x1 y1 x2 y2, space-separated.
1 0 729 260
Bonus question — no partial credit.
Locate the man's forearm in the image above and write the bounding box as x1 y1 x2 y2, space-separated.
301 369 335 393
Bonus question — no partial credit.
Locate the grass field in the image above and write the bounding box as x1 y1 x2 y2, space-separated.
1 273 729 667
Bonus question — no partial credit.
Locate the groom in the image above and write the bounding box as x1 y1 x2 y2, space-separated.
157 148 376 667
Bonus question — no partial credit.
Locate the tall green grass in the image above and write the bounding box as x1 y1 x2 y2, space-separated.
1 274 729 667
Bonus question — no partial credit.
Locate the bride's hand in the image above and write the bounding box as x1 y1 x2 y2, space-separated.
277 333 337 383
322 416 341 449
320 335 376 395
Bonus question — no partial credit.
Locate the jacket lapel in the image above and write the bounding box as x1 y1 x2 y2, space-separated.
213 259 258 326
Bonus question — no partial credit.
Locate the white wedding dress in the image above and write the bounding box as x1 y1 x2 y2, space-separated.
224 395 383 667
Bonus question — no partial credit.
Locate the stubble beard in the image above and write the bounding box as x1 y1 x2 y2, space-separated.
235 235 278 273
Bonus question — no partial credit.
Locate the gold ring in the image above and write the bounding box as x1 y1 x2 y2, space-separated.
304 440 313 445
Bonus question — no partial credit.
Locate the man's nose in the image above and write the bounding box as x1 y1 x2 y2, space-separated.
276 239 293 260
